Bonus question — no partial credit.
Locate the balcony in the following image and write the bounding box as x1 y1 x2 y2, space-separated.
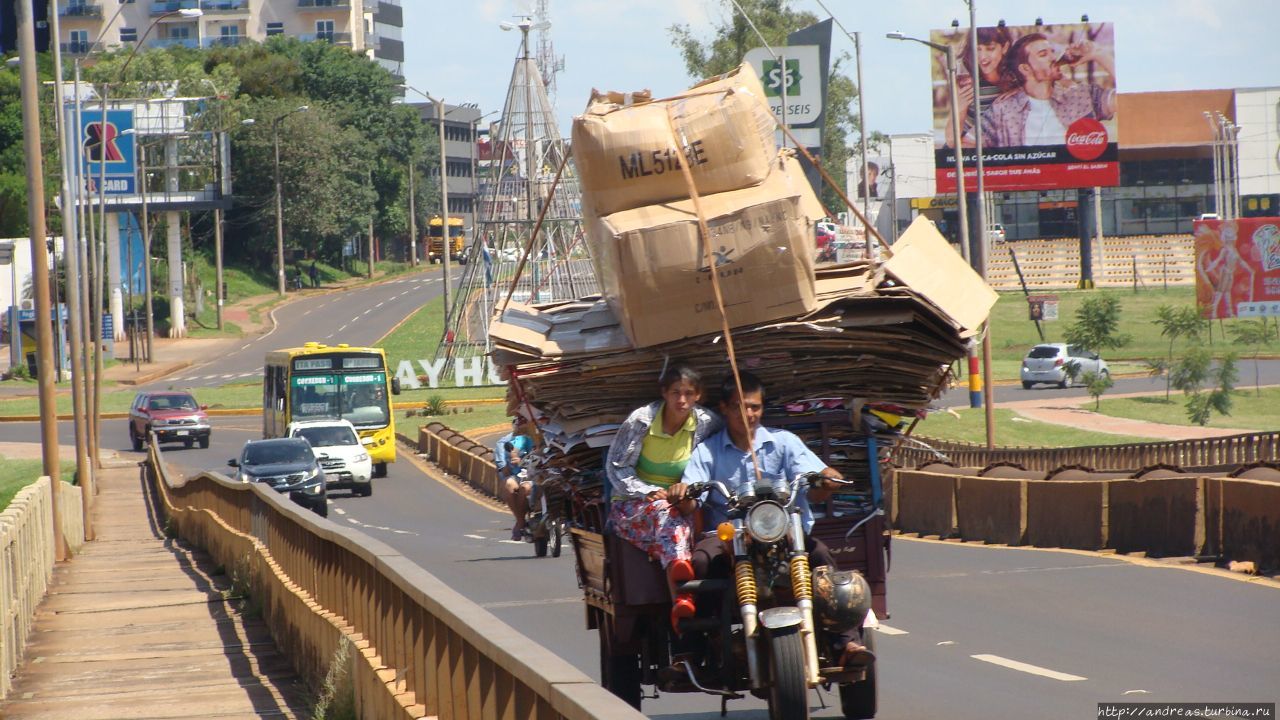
151 0 199 15
299 31 352 45
59 3 103 18
296 0 350 9
199 0 249 12
60 41 92 55
150 37 200 49
202 35 245 48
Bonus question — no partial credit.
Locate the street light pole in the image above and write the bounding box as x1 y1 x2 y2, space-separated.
17 0 67 559
813 1 873 249
270 106 308 295
965 0 995 449
400 85 453 316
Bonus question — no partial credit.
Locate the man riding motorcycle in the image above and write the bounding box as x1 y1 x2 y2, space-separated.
680 371 874 669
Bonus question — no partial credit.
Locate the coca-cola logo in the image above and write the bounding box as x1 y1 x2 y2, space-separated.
1066 118 1108 160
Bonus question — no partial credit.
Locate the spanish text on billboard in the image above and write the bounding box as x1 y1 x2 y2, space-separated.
1194 218 1280 319
929 21 1118 193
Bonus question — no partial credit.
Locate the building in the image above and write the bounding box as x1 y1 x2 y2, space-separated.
409 101 483 232
885 87 1280 241
52 0 402 79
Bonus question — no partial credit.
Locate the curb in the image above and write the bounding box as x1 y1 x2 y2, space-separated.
117 360 194 386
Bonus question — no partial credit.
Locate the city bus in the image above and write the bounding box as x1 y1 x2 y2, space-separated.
426 216 467 264
263 343 401 477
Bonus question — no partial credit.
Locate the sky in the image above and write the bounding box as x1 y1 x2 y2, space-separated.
403 0 1280 140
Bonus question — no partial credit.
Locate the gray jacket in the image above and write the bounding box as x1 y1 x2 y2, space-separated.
607 401 722 500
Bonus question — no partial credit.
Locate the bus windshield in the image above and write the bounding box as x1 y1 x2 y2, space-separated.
290 373 389 428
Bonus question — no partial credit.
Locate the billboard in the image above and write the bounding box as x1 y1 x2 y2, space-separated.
1194 218 1280 319
79 108 136 195
928 21 1119 193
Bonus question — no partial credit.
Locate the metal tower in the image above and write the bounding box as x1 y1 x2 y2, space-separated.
534 0 565 105
436 17 594 362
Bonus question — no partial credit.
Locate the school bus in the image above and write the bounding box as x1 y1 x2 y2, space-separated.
263 343 401 477
426 216 467 264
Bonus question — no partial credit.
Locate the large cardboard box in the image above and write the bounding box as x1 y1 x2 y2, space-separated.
591 154 819 348
573 63 777 217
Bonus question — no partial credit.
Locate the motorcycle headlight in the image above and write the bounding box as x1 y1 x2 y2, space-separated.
745 501 789 544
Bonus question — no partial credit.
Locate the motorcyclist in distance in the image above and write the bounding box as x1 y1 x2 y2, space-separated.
682 371 874 668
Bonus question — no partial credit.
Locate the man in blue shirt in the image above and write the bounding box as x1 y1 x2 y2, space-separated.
682 372 873 668
494 419 535 541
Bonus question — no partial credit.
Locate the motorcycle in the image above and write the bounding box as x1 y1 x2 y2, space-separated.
585 472 877 720
524 467 569 558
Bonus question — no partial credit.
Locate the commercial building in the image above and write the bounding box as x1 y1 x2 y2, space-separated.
889 87 1280 241
408 101 484 232
50 0 402 79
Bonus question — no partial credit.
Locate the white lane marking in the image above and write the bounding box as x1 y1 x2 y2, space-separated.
499 539 528 545
361 309 371 315
1123 690 1151 695
239 344 251 351
338 324 349 332
221 374 234 379
481 597 581 610
202 375 218 380
463 534 485 540
375 301 385 308
332 508 346 516
875 624 909 636
937 641 956 646
303 309 312 316
970 654 1087 682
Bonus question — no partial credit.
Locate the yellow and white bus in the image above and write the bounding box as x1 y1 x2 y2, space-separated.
263 342 401 477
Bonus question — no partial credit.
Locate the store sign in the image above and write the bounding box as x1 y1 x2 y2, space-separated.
1194 218 1280 319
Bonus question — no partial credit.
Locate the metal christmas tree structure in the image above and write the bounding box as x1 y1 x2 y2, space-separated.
436 16 594 363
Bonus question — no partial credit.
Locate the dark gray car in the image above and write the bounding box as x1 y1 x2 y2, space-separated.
228 438 328 517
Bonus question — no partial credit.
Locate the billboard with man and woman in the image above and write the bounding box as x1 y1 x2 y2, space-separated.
929 20 1119 193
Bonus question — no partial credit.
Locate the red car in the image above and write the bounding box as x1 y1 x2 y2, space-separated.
128 391 211 451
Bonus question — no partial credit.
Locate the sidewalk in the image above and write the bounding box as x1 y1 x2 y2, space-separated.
0 459 311 719
993 390 1258 440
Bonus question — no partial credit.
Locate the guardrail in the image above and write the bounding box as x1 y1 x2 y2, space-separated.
418 422 499 497
0 478 84 701
890 468 1280 570
900 430 1280 473
143 435 641 719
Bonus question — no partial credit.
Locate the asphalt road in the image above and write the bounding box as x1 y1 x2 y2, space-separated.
30 415 1259 720
142 268 453 390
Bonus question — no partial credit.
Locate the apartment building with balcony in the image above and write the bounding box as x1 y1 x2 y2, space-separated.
49 0 402 76
411 101 483 232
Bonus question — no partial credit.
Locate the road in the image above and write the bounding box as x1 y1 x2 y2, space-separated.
143 269 451 390
12 414 1268 720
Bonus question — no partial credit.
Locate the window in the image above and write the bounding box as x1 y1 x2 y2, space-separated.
266 22 284 36
220 25 239 37
169 26 191 39
70 29 88 45
119 27 137 42
316 20 335 41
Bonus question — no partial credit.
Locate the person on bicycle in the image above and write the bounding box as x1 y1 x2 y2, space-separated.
495 419 535 541
682 371 874 668
606 365 721 630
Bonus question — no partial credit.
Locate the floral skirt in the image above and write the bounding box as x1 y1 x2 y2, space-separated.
609 497 693 568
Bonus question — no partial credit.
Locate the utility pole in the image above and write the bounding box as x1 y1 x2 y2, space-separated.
367 168 375 279
17 0 68 559
437 98 450 309
50 0 94 527
966 0 995 448
408 159 417 266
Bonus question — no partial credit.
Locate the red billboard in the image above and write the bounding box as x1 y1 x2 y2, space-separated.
1194 218 1280 319
929 21 1119 193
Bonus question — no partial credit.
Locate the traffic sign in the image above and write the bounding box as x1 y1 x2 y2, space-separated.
0 240 12 265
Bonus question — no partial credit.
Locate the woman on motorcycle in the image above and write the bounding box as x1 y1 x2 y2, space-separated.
607 365 721 629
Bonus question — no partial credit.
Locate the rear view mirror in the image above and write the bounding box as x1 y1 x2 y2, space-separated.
391 377 402 395
227 459 239 468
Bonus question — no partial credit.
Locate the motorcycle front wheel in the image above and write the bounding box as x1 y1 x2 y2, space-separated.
768 627 809 720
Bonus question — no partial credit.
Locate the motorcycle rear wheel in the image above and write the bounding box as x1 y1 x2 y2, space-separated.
768 627 809 720
839 629 877 718
550 519 564 558
599 626 642 710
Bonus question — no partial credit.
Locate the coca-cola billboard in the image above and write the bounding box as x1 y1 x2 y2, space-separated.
927 20 1119 193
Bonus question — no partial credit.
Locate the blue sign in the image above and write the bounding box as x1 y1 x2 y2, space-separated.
102 313 113 340
79 108 136 195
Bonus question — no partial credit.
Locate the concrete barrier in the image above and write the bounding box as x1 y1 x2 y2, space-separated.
895 471 956 538
1218 479 1280 571
0 478 84 701
956 477 1025 546
1025 481 1105 550
1108 477 1202 557
145 436 643 720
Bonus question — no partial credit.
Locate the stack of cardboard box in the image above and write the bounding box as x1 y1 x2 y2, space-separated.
573 64 827 348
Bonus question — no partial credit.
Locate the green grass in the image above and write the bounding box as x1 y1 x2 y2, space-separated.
376 295 505 393
1094 386 1280 431
913 407 1155 447
397 402 510 437
0 456 76 511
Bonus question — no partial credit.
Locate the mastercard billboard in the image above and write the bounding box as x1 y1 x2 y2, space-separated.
928 21 1119 193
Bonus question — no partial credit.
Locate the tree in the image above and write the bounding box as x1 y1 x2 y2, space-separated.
669 0 861 212
1151 305 1208 400
1228 318 1273 396
1081 370 1114 411
1063 294 1131 354
1170 348 1238 426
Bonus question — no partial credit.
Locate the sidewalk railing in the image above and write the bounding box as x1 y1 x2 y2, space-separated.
901 430 1280 473
418 421 499 497
144 435 641 720
0 478 84 701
